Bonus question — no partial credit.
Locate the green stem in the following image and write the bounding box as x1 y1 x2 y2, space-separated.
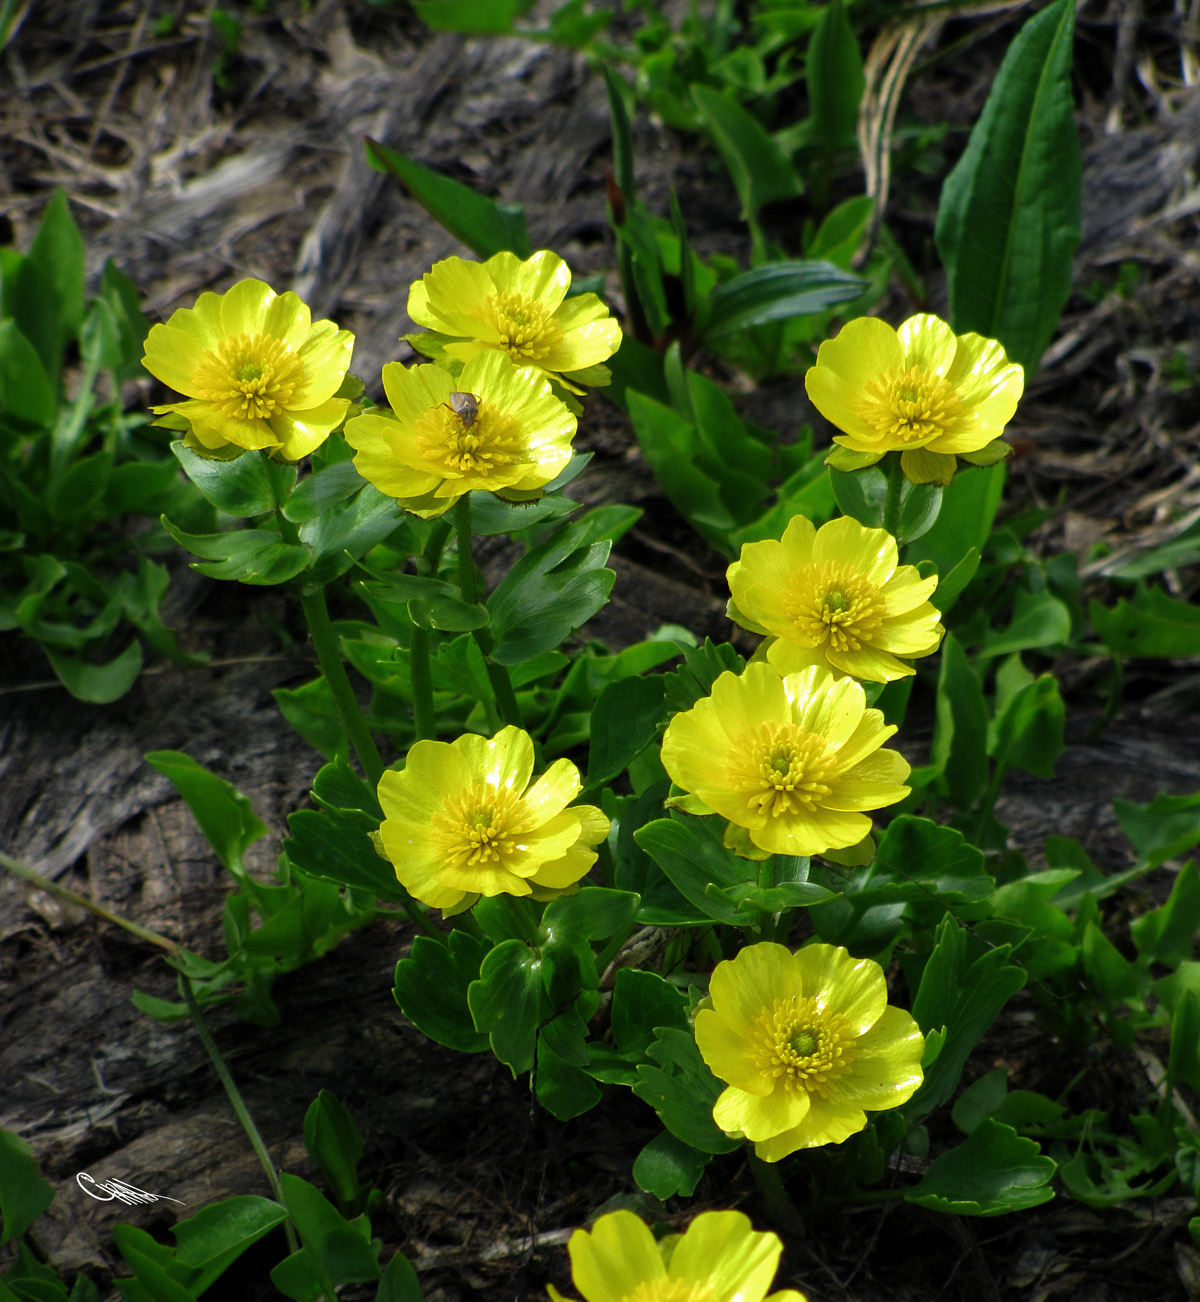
0 851 178 952
453 497 523 729
180 975 301 1258
882 451 905 539
409 624 436 742
747 1152 802 1233
298 584 384 788
973 759 1008 845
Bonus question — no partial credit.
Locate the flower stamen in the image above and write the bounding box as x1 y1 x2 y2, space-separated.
193 332 302 421
856 363 963 444
784 562 886 653
745 723 832 817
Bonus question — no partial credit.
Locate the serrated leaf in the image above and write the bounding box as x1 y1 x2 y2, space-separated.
905 1119 1055 1215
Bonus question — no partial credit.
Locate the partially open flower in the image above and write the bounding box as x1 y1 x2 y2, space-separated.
728 515 943 682
407 250 621 389
660 662 909 858
695 942 925 1160
805 314 1024 485
548 1209 808 1302
143 279 354 460
376 725 608 913
344 351 576 517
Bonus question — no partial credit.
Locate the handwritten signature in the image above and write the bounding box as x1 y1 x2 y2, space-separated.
76 1173 186 1207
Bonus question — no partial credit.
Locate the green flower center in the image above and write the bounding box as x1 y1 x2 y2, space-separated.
193 332 303 422
784 562 886 653
746 723 832 818
791 1031 818 1056
857 363 963 444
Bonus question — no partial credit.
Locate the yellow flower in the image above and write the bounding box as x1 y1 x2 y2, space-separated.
407 250 621 387
143 279 354 460
804 314 1024 485
727 516 943 683
660 663 909 858
344 351 577 518
695 942 925 1160
548 1209 808 1302
377 725 608 913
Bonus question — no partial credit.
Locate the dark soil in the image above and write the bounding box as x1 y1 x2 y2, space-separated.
3 2 1200 1300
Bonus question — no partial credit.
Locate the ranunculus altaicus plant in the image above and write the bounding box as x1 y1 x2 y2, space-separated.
407 249 622 389
661 662 910 858
805 313 1024 485
143 278 355 460
549 1209 808 1302
728 515 944 682
344 350 577 517
695 942 925 1161
375 725 608 913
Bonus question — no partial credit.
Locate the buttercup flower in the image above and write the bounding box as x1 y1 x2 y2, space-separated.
660 663 909 858
407 250 621 388
344 351 577 517
695 942 925 1160
728 515 943 682
143 279 354 460
805 313 1024 485
376 725 608 913
548 1209 808 1302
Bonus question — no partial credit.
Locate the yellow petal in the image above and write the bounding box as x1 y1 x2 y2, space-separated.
793 943 886 1033
379 741 471 823
900 448 957 485
823 749 911 810
835 1005 925 1107
292 321 356 407
489 247 571 310
272 397 349 460
715 1078 810 1141
896 313 959 376
811 516 897 585
142 322 207 394
219 278 281 337
825 644 914 682
668 1211 781 1302
567 1212 666 1302
695 1008 773 1096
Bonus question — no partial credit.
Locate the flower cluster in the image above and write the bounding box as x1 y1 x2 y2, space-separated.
695 942 924 1160
551 1209 808 1302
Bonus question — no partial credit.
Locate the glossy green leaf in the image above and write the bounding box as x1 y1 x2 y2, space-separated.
633 1130 711 1199
273 676 348 763
375 1251 423 1302
935 0 1080 373
282 460 364 521
635 814 758 925
467 937 546 1074
587 675 667 788
541 888 639 946
161 517 311 585
172 1195 287 1291
807 0 865 151
978 588 1071 658
1090 585 1200 658
487 508 636 665
0 319 56 426
989 674 1064 778
906 464 1005 577
535 1038 602 1121
0 1128 54 1246
394 931 490 1054
633 1027 740 1155
300 484 403 584
283 807 410 903
365 138 531 259
113 1224 195 1302
905 1119 1055 1215
146 750 267 877
45 641 143 704
702 261 864 341
171 443 295 517
611 969 689 1058
931 547 981 613
11 190 84 385
303 1091 365 1213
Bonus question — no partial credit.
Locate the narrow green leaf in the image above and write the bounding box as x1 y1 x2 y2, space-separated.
406 0 534 33
0 319 56 426
930 633 989 808
0 1128 54 1245
703 261 864 341
807 0 865 151
1090 585 1200 658
934 0 1081 373
365 138 531 259
146 749 267 877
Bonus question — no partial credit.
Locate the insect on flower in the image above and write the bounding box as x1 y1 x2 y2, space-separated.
444 390 479 427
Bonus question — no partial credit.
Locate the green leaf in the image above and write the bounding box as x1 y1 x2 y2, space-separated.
1116 792 1200 871
405 0 534 32
283 807 411 903
467 937 547 1073
934 0 1081 373
829 464 940 543
1130 861 1200 966
98 258 151 379
303 1091 365 1212
161 517 311 585
273 676 348 763
1090 585 1200 658
0 1128 54 1245
535 1038 602 1120
171 443 295 517
611 968 689 1058
277 1173 380 1289
375 1251 423 1302
633 1027 741 1155
113 1225 196 1302
691 84 802 222
662 639 744 714
172 1195 288 1292
541 888 639 946
931 547 981 613
145 750 267 877
633 1131 711 1199
1168 990 1200 1094
365 138 531 259
702 261 864 341
394 931 490 1054
45 641 143 704
905 1119 1055 1215
587 675 667 788
11 190 84 385
930 633 989 808
906 463 1006 577
0 320 56 426
300 484 403 584
905 921 1026 1119
989 674 1064 777
978 588 1072 658
487 508 636 665
634 814 758 926
807 0 865 151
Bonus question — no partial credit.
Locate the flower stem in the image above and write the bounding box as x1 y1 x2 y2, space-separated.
882 452 905 539
453 496 523 729
748 1152 803 1234
299 584 384 788
409 624 436 742
180 975 300 1257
